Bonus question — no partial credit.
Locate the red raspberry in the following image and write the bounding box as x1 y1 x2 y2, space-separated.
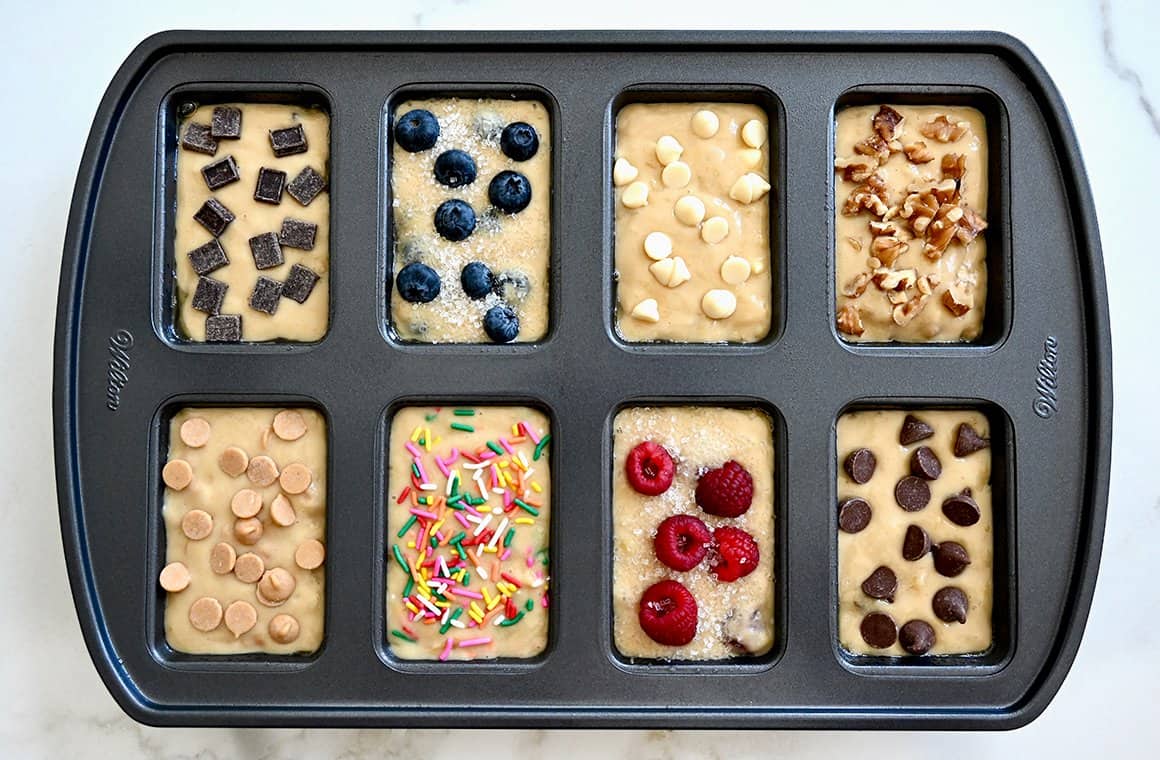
695 460 754 518
709 526 760 582
653 515 712 571
625 441 675 496
638 579 698 646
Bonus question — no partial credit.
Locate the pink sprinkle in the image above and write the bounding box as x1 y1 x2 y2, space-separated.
404 442 422 458
451 588 483 600
479 450 496 460
499 549 511 561
499 437 514 455
454 512 471 528
435 457 450 478
503 491 513 508
417 527 429 548
439 638 453 661
415 459 430 482
435 531 445 542
447 447 460 462
526 549 535 568
522 422 541 445
430 576 456 584
541 593 549 608
458 637 492 648
410 508 438 520
491 467 500 489
465 506 483 518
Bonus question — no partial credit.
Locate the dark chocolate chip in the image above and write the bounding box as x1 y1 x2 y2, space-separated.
192 197 235 237
278 218 318 251
932 587 969 624
269 124 308 157
910 446 942 480
180 122 218 155
860 566 898 602
894 476 931 511
838 497 872 534
187 239 229 276
859 612 897 649
201 155 240 190
898 620 936 655
247 232 284 270
249 276 283 314
933 541 971 577
254 167 287 204
191 276 227 315
282 264 320 304
843 448 877 484
286 166 326 206
211 106 242 139
954 423 991 457
902 524 932 561
900 414 935 445
942 490 981 527
205 314 241 343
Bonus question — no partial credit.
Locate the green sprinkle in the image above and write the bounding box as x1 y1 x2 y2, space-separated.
396 514 418 538
503 527 516 548
468 495 485 506
533 434 551 461
411 462 421 479
514 498 540 516
487 441 504 455
453 409 476 417
525 599 535 611
462 572 470 586
498 611 526 627
451 422 475 433
537 547 550 566
450 475 460 496
429 535 438 549
446 497 465 510
403 577 414 598
455 544 467 561
425 413 438 422
450 531 466 545
391 629 417 642
392 544 410 573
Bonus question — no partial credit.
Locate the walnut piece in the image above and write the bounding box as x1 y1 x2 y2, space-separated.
836 305 865 336
901 190 939 235
919 114 969 143
932 178 960 204
941 153 966 181
870 234 908 266
842 272 871 298
892 293 931 325
868 220 896 236
955 205 989 245
842 173 889 217
873 106 905 143
942 285 973 316
854 134 891 163
846 236 863 252
903 141 935 164
873 267 917 291
887 289 909 305
924 203 965 259
835 155 879 183
916 273 940 296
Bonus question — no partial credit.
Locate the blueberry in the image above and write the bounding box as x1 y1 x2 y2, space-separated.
394 109 440 152
395 262 441 303
488 170 532 214
491 270 531 303
433 199 477 242
500 122 540 161
433 149 477 188
460 261 494 300
483 305 520 343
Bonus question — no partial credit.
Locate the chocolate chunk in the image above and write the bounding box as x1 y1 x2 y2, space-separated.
269 124 308 157
933 541 971 577
900 414 935 445
902 524 932 561
860 612 897 649
201 155 240 190
861 566 897 602
910 446 942 480
248 232 284 270
898 620 936 655
211 106 242 139
282 264 320 304
838 497 872 534
942 490 981 526
205 314 242 342
894 476 931 511
181 122 218 155
193 197 235 237
249 276 283 314
254 167 287 204
187 239 229 275
278 218 318 251
954 423 991 457
286 166 326 206
191 276 227 314
932 587 969 624
844 448 877 484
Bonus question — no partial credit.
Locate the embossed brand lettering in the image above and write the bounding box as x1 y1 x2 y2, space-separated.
1033 336 1059 419
105 330 133 411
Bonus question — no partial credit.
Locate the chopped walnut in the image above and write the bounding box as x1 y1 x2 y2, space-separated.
866 256 882 269
870 234 908 266
846 236 863 252
903 141 935 164
955 205 989 245
942 285 973 316
924 203 965 259
932 178 960 204
842 173 889 217
941 153 966 181
842 272 871 298
868 220 896 236
873 106 905 143
854 134 891 163
835 155 879 183
901 190 939 235
836 305 865 336
916 273 941 296
919 114 969 143
887 289 909 305
892 294 931 325
873 267 917 291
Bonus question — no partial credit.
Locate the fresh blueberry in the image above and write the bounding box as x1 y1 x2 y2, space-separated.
488 170 532 214
433 149 477 188
460 261 494 300
483 305 520 343
491 269 531 303
395 262 441 303
500 122 540 161
433 199 477 241
394 109 440 152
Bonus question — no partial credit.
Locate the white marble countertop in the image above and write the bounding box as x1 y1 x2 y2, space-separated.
3 0 1157 756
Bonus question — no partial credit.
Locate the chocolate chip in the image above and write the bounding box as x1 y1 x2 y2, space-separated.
278 218 317 251
910 446 942 480
181 122 218 155
932 587 969 624
286 166 326 206
844 448 877 484
254 167 286 204
902 524 931 560
187 239 229 276
894 476 931 511
900 414 934 445
933 541 971 577
942 490 981 526
954 423 990 457
248 232 284 270
201 155 240 190
838 497 872 534
191 276 227 314
860 612 897 649
211 106 242 139
898 620 936 655
269 124 308 157
205 314 242 342
282 264 320 304
249 276 283 314
860 566 897 602
193 198 235 237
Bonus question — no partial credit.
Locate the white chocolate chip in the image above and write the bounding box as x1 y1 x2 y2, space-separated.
728 173 772 204
612 157 638 186
642 231 673 260
741 119 767 149
702 289 738 319
655 135 684 165
661 161 692 188
752 258 767 275
701 216 730 244
673 196 706 226
720 256 752 285
691 109 720 138
621 181 649 209
738 148 764 169
630 299 660 323
649 256 691 288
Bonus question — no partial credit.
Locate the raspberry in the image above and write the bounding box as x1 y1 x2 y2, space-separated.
653 515 712 571
625 440 675 496
695 460 754 517
709 526 760 582
638 579 698 646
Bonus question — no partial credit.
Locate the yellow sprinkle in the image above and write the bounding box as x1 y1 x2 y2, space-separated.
483 546 498 554
482 587 493 607
486 594 502 611
406 541 416 549
424 428 431 451
434 600 450 608
470 601 483 618
411 426 422 442
415 584 431 599
531 482 542 493
504 472 515 487
456 569 466 582
434 436 441 446
498 460 509 468
431 519 445 534
512 457 527 472
417 550 427 566
515 518 535 525
512 423 520 436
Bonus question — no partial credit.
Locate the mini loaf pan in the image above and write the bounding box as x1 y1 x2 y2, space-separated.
54 30 1111 729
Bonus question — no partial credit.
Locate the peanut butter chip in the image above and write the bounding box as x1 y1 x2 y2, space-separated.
230 488 263 518
247 455 279 487
642 231 673 261
234 517 264 545
256 567 297 607
189 596 223 632
700 216 730 244
661 161 691 188
179 418 211 448
162 459 193 491
295 539 326 570
272 410 307 441
209 542 236 574
224 600 258 638
234 552 265 583
621 181 649 209
612 157 638 186
159 562 191 592
268 613 301 644
630 298 660 323
270 494 297 527
279 463 312 495
741 119 767 149
702 289 738 319
181 509 213 540
720 256 752 285
219 446 249 477
655 135 684 165
691 109 720 138
673 195 706 226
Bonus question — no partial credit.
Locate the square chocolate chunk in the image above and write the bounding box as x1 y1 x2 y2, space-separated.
187 239 230 275
192 197 235 237
278 218 318 251
181 122 218 155
249 276 283 314
269 124 308 157
192 276 228 315
282 264 321 304
205 314 242 342
254 167 287 204
201 155 240 190
248 232 284 270
211 106 242 139
287 166 326 206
